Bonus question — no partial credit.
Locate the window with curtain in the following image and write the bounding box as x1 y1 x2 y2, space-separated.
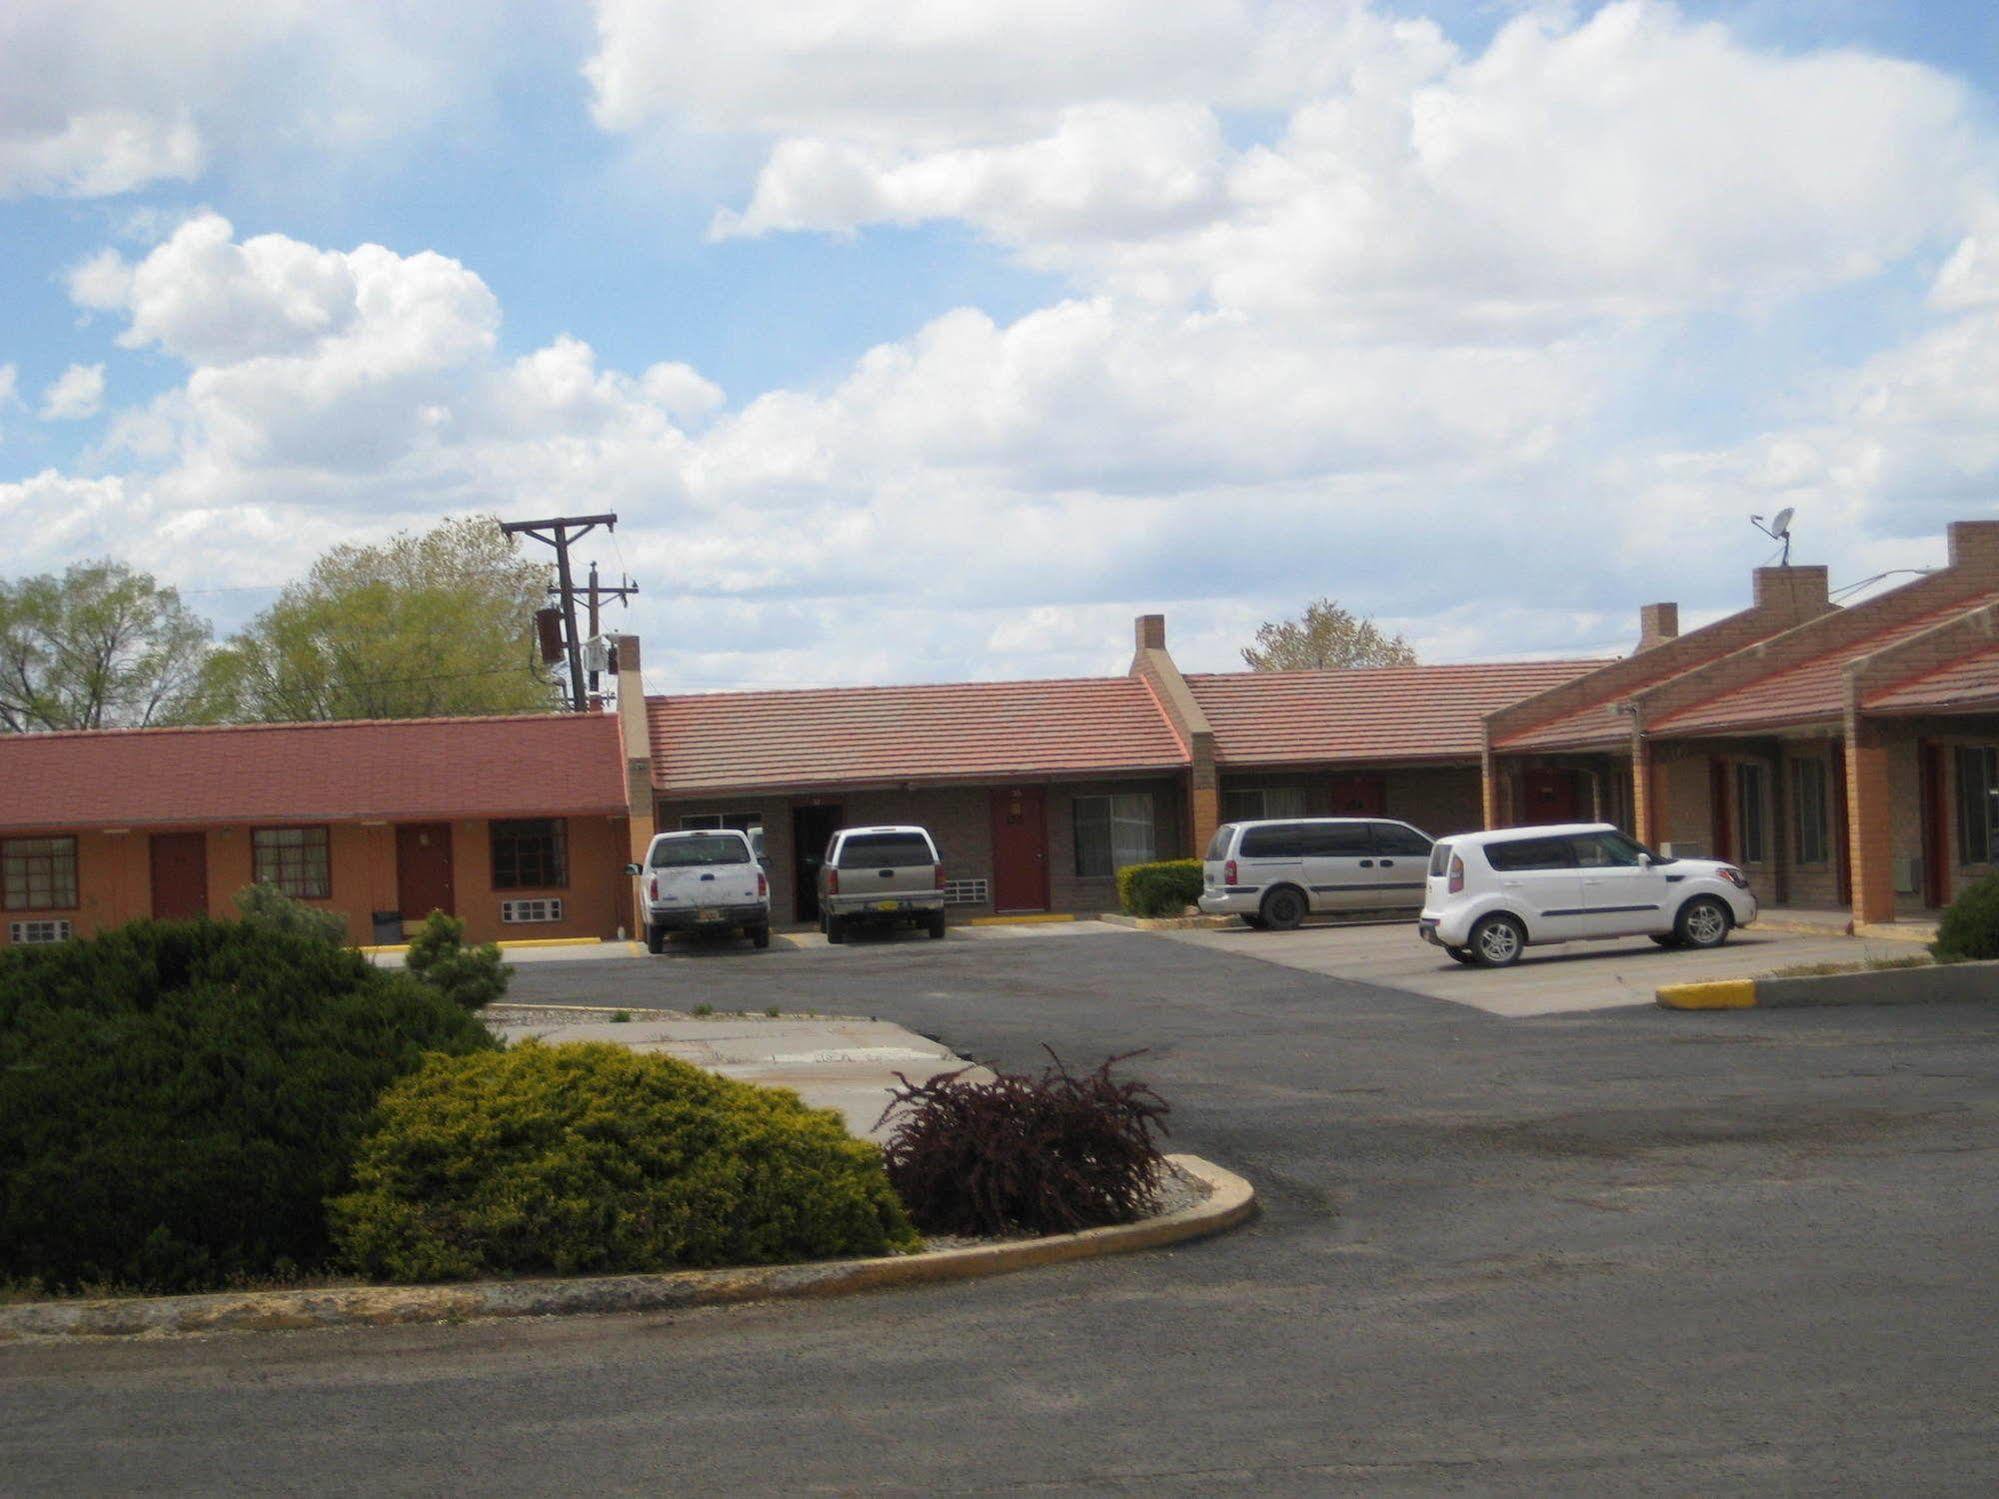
1219 786 1306 822
1735 763 1766 865
1958 747 1998 865
1792 758 1828 865
491 819 568 889
252 826 331 899
1073 793 1155 877
2 836 78 910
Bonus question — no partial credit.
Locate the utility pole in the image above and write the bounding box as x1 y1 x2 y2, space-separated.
572 561 639 697
497 513 618 711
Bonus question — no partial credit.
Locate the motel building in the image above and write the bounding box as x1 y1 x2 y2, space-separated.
4 520 1999 948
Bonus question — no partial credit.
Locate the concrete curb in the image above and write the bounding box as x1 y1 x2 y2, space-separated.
0 1154 1253 1344
1658 959 1999 1010
1098 913 1236 931
963 913 1078 927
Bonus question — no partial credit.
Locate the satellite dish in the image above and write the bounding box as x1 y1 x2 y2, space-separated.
1770 507 1794 539
1750 508 1797 566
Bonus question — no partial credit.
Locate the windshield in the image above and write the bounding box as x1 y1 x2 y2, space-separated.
650 834 751 868
836 832 935 868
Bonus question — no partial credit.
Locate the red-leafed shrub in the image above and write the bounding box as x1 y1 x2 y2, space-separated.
876 1050 1169 1237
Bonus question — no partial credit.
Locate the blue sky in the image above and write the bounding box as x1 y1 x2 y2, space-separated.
5 1 1999 687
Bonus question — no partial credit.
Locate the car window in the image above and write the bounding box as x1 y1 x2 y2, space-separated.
836 832 936 868
1483 836 1579 872
1238 823 1307 858
650 834 750 868
1299 823 1374 856
1204 825 1237 861
1428 840 1454 877
1571 832 1647 868
1371 822 1432 857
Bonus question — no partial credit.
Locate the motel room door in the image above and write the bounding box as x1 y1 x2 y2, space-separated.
149 833 208 920
990 787 1049 913
1521 768 1583 824
396 823 455 920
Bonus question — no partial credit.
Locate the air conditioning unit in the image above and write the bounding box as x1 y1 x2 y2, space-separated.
9 919 72 945
1894 857 1922 896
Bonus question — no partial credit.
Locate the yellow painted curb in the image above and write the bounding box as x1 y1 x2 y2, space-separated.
356 937 610 956
0 1154 1254 1343
965 913 1077 926
1657 979 1758 1010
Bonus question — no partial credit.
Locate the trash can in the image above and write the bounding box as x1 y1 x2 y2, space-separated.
371 910 404 944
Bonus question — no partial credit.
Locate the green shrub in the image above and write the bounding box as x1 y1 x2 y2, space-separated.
331 1042 920 1282
1115 859 1205 917
404 910 511 1010
1933 873 1999 961
233 881 349 945
0 918 493 1293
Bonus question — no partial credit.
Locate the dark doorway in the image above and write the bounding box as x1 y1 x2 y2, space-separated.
396 824 455 921
1326 775 1387 815
991 787 1049 913
149 833 208 920
1708 758 1734 862
1831 741 1852 909
792 803 843 923
1521 768 1582 824
1920 740 1949 908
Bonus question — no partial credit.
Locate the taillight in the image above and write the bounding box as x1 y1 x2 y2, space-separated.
757 871 768 898
935 866 946 890
1224 859 1237 885
1720 866 1751 890
828 868 840 895
647 876 658 900
1448 856 1464 895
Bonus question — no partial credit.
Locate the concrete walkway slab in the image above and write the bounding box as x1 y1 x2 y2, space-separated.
1159 918 1928 1018
487 1014 991 1140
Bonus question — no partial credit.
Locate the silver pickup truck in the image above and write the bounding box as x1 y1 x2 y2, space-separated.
818 825 947 943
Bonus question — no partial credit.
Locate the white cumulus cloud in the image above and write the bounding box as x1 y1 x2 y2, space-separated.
38 364 106 422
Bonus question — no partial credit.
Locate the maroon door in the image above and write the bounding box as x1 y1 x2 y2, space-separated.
396 824 455 920
1709 759 1734 862
150 833 208 920
1521 769 1580 824
1920 741 1949 908
1327 775 1387 815
990 788 1049 913
1831 742 1853 908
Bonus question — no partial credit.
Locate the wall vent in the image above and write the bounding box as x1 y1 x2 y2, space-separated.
942 879 989 907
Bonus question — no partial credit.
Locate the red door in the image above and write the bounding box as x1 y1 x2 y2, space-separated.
1521 769 1580 824
396 824 455 920
990 788 1048 913
1327 775 1386 815
150 833 208 920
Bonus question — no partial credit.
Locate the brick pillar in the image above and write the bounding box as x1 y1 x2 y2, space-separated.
1845 716 1896 925
1634 741 1667 848
1481 750 1501 829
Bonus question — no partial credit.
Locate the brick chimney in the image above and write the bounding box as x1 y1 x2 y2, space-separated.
1637 602 1679 652
1752 564 1831 614
1135 613 1167 651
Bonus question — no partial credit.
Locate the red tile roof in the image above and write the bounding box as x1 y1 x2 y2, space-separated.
1864 644 1999 714
1651 598 1998 736
648 678 1187 794
1185 660 1608 766
0 713 628 834
1491 699 1634 752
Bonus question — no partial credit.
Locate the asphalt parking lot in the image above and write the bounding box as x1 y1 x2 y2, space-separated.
9 926 1998 1494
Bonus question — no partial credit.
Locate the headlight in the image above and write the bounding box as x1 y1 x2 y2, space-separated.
1719 866 1751 889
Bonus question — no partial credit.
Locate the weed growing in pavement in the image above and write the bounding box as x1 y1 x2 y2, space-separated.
611 1010 632 1023
1761 953 1936 979
877 1049 1169 1237
691 1003 715 1017
766 1005 781 1018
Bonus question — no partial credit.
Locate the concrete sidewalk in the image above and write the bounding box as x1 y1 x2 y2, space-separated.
485 1012 992 1140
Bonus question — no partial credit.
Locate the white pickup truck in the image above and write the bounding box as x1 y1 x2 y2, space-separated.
628 828 771 953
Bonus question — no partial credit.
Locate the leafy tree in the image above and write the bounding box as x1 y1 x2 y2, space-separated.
0 561 215 731
201 516 556 721
1241 597 1418 672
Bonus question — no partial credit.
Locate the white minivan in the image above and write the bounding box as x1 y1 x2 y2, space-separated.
1198 817 1435 929
628 828 771 953
1417 822 1758 967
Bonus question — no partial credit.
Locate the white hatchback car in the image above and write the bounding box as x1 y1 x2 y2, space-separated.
1417 822 1757 967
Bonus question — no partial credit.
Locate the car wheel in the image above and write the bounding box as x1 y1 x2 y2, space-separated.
645 922 665 955
1260 887 1307 931
1445 945 1476 965
1469 913 1526 968
826 915 846 945
751 924 771 950
1677 896 1732 950
1241 915 1268 930
927 913 947 940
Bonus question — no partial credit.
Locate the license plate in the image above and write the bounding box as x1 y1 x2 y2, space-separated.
873 900 901 912
697 908 721 922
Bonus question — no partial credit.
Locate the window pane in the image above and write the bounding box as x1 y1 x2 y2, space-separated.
1485 836 1577 872
491 819 567 890
1736 764 1766 865
2 837 78 910
836 832 935 868
1371 822 1432 857
651 834 751 867
1220 789 1264 822
252 827 329 899
1793 760 1827 865
1300 823 1373 856
1262 787 1307 819
1238 824 1307 858
1074 797 1112 878
1110 793 1154 869
1961 748 1995 866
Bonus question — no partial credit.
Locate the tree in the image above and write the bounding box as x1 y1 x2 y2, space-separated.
201 516 556 722
0 562 215 731
1241 598 1418 672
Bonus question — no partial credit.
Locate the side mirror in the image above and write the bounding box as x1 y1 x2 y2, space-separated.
1637 853 1653 868
623 862 642 876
